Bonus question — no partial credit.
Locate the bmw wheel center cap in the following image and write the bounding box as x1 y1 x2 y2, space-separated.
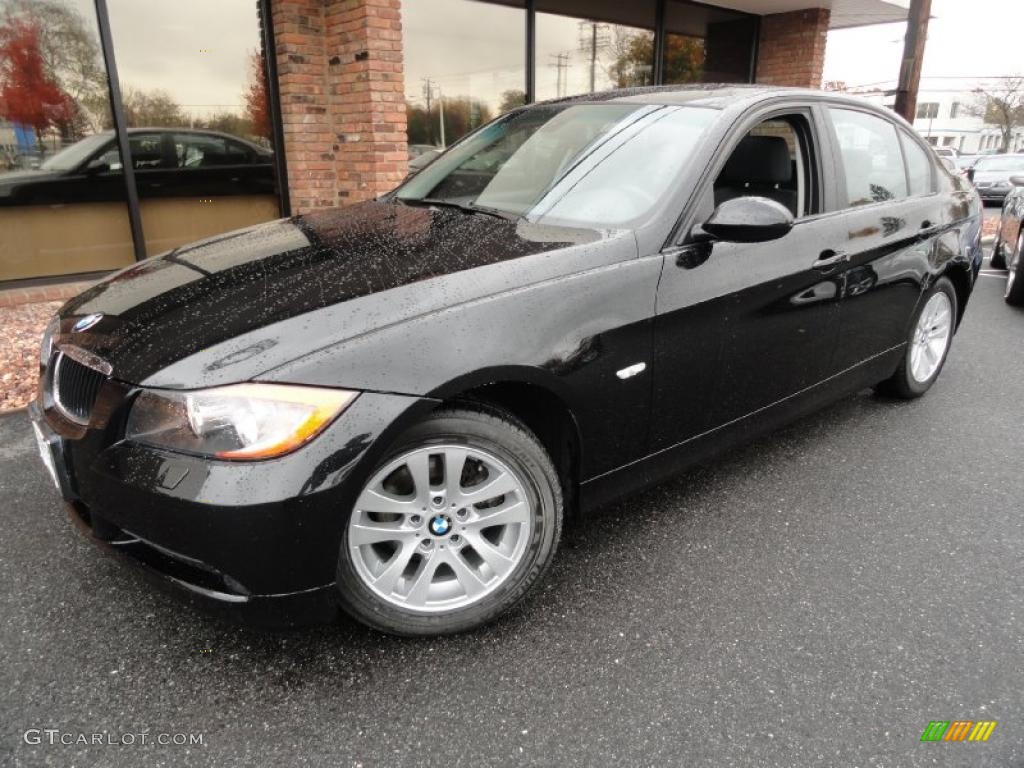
429 514 452 536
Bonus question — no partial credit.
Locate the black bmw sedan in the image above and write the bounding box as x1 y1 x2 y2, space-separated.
31 86 982 636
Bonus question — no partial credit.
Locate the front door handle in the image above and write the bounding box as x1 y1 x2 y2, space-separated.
813 250 849 271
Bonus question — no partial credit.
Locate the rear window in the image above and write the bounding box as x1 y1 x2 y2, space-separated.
901 132 934 196
829 108 908 206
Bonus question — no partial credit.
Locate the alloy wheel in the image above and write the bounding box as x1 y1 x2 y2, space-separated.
347 444 533 613
909 291 953 383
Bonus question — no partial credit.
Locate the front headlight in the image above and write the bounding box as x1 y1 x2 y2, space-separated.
125 383 357 460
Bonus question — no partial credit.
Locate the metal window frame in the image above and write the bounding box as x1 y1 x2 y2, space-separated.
93 0 145 262
91 0 290 265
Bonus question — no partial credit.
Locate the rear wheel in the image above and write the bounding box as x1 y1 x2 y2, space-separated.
1006 231 1024 306
336 406 563 636
875 277 957 399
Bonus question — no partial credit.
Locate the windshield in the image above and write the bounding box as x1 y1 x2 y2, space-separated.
395 103 717 227
973 155 1024 173
38 134 114 172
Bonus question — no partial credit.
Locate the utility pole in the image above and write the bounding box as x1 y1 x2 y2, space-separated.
549 52 569 98
421 77 435 145
893 0 932 123
437 86 445 148
588 22 597 92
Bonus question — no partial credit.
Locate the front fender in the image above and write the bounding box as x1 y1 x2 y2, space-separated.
263 255 663 479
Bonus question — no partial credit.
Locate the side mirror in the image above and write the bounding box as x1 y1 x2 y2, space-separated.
1010 175 1024 187
701 196 794 244
966 168 976 183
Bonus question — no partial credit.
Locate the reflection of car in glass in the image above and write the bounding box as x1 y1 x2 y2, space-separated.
31 87 981 637
0 128 274 205
991 175 1024 304
969 154 1024 202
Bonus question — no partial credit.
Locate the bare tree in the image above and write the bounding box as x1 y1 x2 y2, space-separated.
969 76 1024 153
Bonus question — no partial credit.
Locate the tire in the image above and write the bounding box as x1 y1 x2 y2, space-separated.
991 235 1007 270
875 276 957 399
335 405 563 636
1006 231 1024 306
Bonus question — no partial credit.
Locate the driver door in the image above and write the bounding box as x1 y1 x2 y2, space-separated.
651 106 844 452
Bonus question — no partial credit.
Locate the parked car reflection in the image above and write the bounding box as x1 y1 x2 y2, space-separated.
0 128 275 205
0 129 280 281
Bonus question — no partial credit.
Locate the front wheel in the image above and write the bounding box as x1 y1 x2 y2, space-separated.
991 235 1007 270
1006 232 1024 306
875 277 957 399
336 406 563 636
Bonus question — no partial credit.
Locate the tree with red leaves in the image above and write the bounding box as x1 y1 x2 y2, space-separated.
244 50 270 141
0 18 71 146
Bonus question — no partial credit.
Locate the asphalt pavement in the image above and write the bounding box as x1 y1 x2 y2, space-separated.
1 255 1022 767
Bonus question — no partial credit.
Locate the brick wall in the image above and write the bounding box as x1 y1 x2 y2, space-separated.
755 8 831 89
271 0 407 214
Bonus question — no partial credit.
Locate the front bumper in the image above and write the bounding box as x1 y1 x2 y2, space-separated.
29 390 432 625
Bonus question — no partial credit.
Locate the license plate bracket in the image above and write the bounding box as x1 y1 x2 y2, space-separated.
29 404 78 502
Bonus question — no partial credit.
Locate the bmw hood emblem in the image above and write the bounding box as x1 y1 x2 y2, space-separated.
429 515 452 536
72 313 103 332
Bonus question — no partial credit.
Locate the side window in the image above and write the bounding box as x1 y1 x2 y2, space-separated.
901 132 934 196
829 108 908 207
85 134 165 172
173 134 247 169
712 115 816 219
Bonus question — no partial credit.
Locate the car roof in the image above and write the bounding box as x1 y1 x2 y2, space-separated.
534 83 877 111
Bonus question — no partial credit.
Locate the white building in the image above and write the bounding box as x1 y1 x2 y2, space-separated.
854 84 1024 155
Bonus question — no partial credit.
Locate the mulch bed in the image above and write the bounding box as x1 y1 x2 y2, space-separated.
0 301 61 412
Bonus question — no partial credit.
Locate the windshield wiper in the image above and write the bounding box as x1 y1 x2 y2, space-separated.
399 197 518 221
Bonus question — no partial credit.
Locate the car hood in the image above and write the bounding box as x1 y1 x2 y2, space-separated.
57 200 616 387
0 168 54 191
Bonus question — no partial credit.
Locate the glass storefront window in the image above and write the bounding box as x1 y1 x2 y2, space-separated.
401 0 526 163
106 0 280 257
535 1 656 101
663 1 757 85
0 0 134 281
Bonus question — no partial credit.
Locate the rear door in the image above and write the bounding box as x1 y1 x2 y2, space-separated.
822 107 943 371
652 104 844 449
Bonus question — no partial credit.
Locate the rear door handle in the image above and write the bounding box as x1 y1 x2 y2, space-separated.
813 250 849 271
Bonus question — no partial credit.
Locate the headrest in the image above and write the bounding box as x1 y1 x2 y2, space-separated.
719 135 792 185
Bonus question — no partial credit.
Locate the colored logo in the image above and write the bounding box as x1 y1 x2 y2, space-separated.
72 313 103 332
429 514 451 536
920 720 996 742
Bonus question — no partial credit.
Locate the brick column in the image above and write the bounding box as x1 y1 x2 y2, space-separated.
755 8 831 89
271 0 407 214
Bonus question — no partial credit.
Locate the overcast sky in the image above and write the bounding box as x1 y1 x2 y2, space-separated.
823 0 1024 92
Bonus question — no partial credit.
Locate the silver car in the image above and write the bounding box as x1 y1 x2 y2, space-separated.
970 154 1024 202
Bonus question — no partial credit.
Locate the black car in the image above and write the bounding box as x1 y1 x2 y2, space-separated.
0 128 274 205
992 174 1024 304
30 86 982 636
